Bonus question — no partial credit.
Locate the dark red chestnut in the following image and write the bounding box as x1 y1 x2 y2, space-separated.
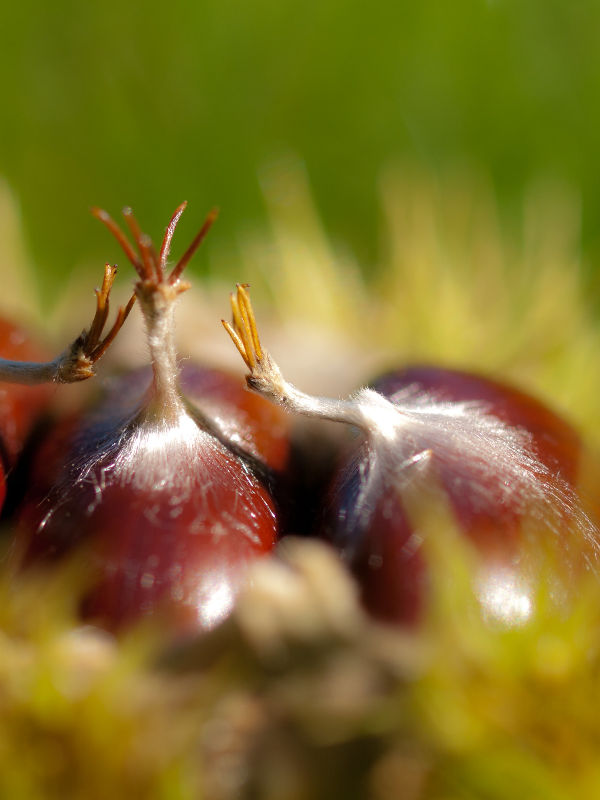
0 318 52 509
0 265 132 510
16 205 290 635
224 287 600 628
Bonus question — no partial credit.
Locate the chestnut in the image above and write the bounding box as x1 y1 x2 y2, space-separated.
223 285 600 628
16 205 290 635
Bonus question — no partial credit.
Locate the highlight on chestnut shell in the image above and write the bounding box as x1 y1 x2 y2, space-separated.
223 284 600 628
15 204 290 635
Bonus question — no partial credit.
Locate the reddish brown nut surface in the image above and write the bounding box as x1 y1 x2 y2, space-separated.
0 319 53 510
18 365 289 632
223 287 600 630
321 366 600 627
15 206 291 635
0 318 53 468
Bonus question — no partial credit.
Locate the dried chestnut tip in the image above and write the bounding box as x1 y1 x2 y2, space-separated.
223 284 299 411
92 203 218 292
57 264 136 383
167 206 219 285
222 284 263 371
0 261 133 385
90 206 143 276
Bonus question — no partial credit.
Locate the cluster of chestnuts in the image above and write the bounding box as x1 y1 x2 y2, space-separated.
2 203 600 638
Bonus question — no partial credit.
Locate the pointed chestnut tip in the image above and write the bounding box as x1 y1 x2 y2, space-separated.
90 206 109 222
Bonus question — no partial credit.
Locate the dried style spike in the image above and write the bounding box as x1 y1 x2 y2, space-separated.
222 284 366 429
221 284 263 371
92 203 217 290
94 203 218 417
168 207 219 285
230 287 256 369
87 291 137 363
159 201 188 275
90 207 143 276
238 284 263 361
85 263 115 347
222 319 251 369
123 207 159 282
0 263 134 385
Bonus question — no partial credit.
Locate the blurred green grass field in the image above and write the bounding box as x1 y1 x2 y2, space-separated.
2 0 600 302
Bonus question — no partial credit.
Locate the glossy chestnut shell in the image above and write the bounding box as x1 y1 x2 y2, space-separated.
17 363 290 633
320 366 599 628
14 203 295 635
0 318 53 510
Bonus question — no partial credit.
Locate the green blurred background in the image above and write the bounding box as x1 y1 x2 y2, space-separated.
1 0 599 301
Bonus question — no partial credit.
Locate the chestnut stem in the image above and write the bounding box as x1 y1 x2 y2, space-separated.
247 355 398 438
0 358 67 385
223 284 388 435
138 284 186 421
